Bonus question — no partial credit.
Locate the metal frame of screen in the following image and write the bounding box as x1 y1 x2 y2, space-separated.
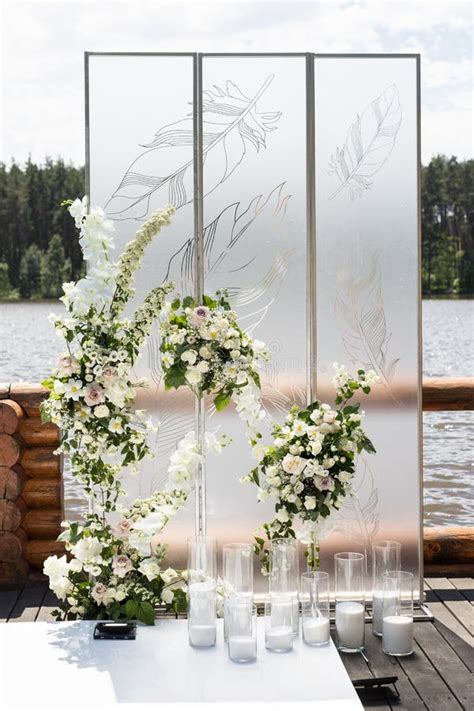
84 52 423 603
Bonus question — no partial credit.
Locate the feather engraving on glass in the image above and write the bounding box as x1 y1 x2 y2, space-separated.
335 255 400 401
331 457 380 559
165 182 293 306
328 84 402 200
105 76 282 220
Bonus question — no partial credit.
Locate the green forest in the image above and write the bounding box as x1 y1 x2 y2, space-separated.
0 155 472 298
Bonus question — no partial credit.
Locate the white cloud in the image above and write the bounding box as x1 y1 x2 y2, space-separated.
0 0 472 164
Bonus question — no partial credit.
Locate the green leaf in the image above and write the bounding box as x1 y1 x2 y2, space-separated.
214 390 231 411
202 294 217 308
164 364 186 389
182 295 196 309
125 600 137 620
171 298 181 310
137 601 156 626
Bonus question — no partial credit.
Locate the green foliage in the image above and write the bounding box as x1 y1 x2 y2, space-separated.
0 262 15 297
19 244 43 298
421 155 474 295
0 158 84 296
40 234 71 298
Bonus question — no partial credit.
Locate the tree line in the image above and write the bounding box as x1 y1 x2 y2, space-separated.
0 155 472 298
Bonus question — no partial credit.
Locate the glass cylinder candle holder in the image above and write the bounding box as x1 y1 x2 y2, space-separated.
335 552 366 653
188 580 217 648
223 543 254 595
382 571 414 657
265 594 295 653
371 540 401 636
227 599 257 663
187 537 217 648
301 572 330 647
269 538 300 635
187 536 216 585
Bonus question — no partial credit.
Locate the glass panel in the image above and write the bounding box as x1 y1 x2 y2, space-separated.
201 56 307 591
87 54 195 568
314 56 421 598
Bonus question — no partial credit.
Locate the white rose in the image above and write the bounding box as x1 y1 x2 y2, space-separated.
338 471 352 484
252 443 266 462
94 404 110 419
185 367 202 385
162 589 174 605
276 507 290 523
196 360 209 373
181 350 197 365
323 410 337 424
304 496 317 510
138 557 161 582
160 567 177 585
72 537 103 563
281 454 305 475
199 346 212 359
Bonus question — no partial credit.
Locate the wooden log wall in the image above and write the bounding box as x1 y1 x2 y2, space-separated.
0 384 64 587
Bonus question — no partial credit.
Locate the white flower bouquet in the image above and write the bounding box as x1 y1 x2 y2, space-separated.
247 365 379 570
160 291 268 415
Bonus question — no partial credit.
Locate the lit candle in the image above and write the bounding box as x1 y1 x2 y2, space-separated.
336 601 365 650
265 625 293 652
382 615 414 656
228 634 257 662
302 616 330 645
188 624 216 648
372 591 397 636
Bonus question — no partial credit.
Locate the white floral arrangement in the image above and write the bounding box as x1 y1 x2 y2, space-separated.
245 364 379 570
42 198 175 511
41 197 267 624
159 291 268 440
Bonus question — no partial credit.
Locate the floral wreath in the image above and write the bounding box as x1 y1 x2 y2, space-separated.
42 199 266 624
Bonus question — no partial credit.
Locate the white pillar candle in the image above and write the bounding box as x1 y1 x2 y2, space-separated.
303 617 330 645
188 624 216 648
336 601 365 650
382 615 414 656
265 625 293 652
271 597 299 634
372 591 397 636
228 635 257 662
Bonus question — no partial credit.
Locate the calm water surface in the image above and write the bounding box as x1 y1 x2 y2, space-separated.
0 299 472 527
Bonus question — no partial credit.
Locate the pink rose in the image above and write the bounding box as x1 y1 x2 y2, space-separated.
111 554 133 579
84 382 105 406
57 354 80 377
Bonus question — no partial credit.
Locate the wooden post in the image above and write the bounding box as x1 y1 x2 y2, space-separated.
0 385 64 588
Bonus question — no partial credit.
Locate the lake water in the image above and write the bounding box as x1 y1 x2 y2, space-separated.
0 299 472 527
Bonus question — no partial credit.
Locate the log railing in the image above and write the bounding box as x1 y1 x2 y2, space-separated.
0 385 64 586
0 378 472 586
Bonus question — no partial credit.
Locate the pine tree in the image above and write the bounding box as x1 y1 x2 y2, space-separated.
19 244 43 298
40 234 71 298
0 262 14 297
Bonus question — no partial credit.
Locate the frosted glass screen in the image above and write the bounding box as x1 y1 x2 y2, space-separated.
86 53 421 597
314 56 421 597
202 57 307 590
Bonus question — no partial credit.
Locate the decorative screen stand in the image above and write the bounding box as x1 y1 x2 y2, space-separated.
86 52 422 599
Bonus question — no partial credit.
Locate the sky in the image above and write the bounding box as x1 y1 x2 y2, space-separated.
0 0 472 166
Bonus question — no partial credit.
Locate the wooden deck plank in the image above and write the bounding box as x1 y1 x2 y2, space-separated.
425 579 474 636
448 578 474 603
35 588 59 622
414 621 474 709
8 581 48 623
0 587 22 623
331 630 392 710
396 639 463 710
363 625 427 710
